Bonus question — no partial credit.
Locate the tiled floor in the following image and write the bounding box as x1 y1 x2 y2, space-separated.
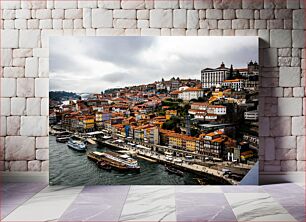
1 183 304 222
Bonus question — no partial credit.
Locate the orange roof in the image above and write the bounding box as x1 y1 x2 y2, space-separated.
223 79 244 83
184 87 202 92
170 90 181 95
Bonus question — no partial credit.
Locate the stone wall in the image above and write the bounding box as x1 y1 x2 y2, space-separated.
0 0 305 172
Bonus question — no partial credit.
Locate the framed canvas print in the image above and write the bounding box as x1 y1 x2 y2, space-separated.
49 36 259 185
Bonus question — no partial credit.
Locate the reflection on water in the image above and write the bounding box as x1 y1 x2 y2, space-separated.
49 136 199 185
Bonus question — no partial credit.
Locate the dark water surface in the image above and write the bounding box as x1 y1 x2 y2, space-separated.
49 136 200 185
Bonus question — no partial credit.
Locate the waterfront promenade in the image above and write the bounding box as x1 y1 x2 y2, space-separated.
102 140 239 185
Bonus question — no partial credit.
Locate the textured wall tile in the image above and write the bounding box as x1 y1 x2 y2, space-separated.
1 78 16 97
278 98 303 116
154 0 178 9
9 161 28 171
36 136 49 149
173 9 187 28
5 136 35 160
150 9 173 28
20 116 48 136
19 30 41 48
1 30 19 48
0 98 11 116
28 160 41 171
7 116 21 136
279 67 301 87
92 9 113 28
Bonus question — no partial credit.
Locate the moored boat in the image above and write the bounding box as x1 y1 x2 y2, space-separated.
87 151 140 172
97 161 112 171
67 137 87 152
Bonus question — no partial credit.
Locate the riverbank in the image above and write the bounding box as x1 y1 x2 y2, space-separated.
101 140 238 185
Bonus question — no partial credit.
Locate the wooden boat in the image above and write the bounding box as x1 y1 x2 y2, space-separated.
87 151 140 172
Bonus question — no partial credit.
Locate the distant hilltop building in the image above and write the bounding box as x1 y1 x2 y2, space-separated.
201 61 259 90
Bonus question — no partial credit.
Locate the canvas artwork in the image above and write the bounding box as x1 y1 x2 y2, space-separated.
49 36 259 185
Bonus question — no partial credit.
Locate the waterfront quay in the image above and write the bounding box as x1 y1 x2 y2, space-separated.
100 140 239 185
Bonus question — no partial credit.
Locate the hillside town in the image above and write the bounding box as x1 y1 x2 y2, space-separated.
50 61 259 183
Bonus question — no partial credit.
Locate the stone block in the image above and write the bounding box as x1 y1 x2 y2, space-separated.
0 98 10 116
263 48 277 67
54 1 77 9
275 136 297 149
275 9 292 19
179 0 193 9
41 160 49 171
35 78 49 97
171 28 186 36
292 30 305 48
13 58 25 67
232 19 249 29
218 20 232 29
52 9 65 19
98 0 121 9
206 9 222 19
281 160 297 171
114 19 137 28
1 117 6 137
154 0 178 9
1 78 16 97
26 98 41 116
65 9 83 19
15 9 31 19
1 1 20 9
200 19 217 29
35 9 51 19
137 20 149 28
140 28 161 36
121 0 145 9
25 57 38 77
11 98 26 116
20 116 48 136
279 67 301 87
173 9 187 28
213 0 242 9
3 67 24 78
92 9 113 28
270 29 292 48
242 0 263 9
36 136 49 149
41 98 49 116
264 137 275 160
15 19 28 29
83 8 92 28
9 161 27 171
114 9 136 19
223 9 235 19
3 9 16 19
19 30 41 48
236 9 254 19
293 9 305 30
137 10 149 19
278 98 302 116
7 116 20 136
78 0 97 8
28 160 41 171
194 0 213 9
36 149 49 161
293 87 304 97
39 58 49 77
297 136 305 161
17 78 34 97
276 149 297 160
292 116 305 136
287 0 300 9
39 19 53 29
187 10 199 29
270 117 291 136
1 30 19 48
150 9 172 28
5 136 35 160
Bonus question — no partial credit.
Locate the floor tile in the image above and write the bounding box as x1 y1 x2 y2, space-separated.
176 193 236 222
282 205 305 222
3 186 84 221
1 182 47 194
270 192 305 206
222 185 264 193
59 185 130 221
262 183 304 194
225 193 297 221
175 185 222 193
119 186 176 222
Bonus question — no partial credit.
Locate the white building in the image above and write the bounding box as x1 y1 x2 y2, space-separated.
201 62 230 89
178 88 204 101
222 79 245 91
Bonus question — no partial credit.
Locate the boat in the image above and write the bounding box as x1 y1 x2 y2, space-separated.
56 137 70 143
97 161 112 171
67 136 87 152
87 151 140 172
165 165 184 176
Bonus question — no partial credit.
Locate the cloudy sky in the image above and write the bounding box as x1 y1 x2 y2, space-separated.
50 36 258 93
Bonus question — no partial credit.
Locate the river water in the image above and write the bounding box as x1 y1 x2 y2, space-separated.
49 136 201 186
